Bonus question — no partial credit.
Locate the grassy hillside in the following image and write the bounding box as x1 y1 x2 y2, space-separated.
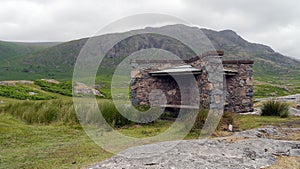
0 41 62 80
254 82 300 98
0 41 60 61
0 24 299 86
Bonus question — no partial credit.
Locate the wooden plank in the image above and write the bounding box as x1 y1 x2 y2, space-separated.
222 60 254 64
158 104 199 109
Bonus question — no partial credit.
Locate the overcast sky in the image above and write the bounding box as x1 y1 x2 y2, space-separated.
0 0 300 58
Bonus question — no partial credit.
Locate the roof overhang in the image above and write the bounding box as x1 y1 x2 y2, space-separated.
149 65 202 76
149 65 239 77
224 68 238 76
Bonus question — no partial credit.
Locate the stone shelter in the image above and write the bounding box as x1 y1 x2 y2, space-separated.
130 51 254 113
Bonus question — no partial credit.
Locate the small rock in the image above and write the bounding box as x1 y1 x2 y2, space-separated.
273 149 290 156
28 92 37 96
41 79 60 84
296 104 300 110
74 82 104 97
17 80 34 85
228 124 233 132
289 107 300 116
290 149 300 156
243 148 257 160
240 110 261 115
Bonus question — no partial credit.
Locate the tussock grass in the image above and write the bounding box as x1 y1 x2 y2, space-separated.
1 99 132 127
261 100 289 118
1 99 78 125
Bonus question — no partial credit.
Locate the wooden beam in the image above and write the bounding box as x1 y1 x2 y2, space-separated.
157 104 199 109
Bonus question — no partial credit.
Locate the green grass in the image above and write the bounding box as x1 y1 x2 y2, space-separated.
254 83 300 98
0 41 52 61
1 99 300 168
233 115 300 131
253 57 300 84
0 113 112 169
119 120 173 138
2 99 78 125
34 79 73 96
0 78 298 168
0 85 56 100
261 100 289 118
1 99 132 127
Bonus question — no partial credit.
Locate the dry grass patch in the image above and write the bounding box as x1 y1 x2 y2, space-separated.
264 156 300 169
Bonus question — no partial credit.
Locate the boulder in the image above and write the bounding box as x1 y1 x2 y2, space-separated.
28 92 37 96
41 79 60 84
17 80 34 85
88 136 300 169
297 104 300 110
289 107 300 116
74 82 104 97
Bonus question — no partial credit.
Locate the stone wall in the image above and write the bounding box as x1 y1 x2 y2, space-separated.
223 60 254 113
130 60 194 107
130 57 254 113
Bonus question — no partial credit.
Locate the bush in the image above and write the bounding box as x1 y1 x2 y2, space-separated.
261 100 289 118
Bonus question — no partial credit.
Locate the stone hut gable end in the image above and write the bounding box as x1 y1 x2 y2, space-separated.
130 51 254 113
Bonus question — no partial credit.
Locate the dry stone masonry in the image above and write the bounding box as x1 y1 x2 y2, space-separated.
130 51 254 113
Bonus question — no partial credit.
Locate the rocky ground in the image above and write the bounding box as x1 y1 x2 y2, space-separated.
251 94 300 117
87 125 300 169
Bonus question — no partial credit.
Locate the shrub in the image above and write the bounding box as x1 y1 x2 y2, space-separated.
261 100 289 118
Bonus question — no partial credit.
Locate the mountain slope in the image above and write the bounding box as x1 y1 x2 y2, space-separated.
201 28 300 83
0 41 60 61
0 24 299 84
